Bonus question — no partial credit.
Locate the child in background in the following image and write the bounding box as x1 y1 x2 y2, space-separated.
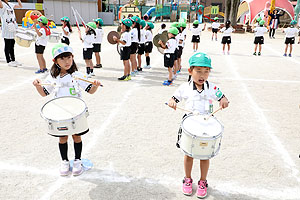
211 17 220 41
79 22 96 77
168 52 229 199
159 23 167 34
93 18 104 68
189 20 206 52
137 20 146 71
158 27 178 86
130 16 141 75
283 20 299 57
113 18 132 81
252 20 268 56
34 16 50 74
61 16 72 45
220 20 234 55
33 44 101 176
143 22 154 69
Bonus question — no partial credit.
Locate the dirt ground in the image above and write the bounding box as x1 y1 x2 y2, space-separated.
0 23 300 200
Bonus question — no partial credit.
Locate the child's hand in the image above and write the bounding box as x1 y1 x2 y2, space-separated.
168 98 177 110
33 79 41 87
93 80 102 87
219 97 229 109
158 40 162 45
113 36 118 41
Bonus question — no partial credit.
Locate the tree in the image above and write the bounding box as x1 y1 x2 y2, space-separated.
225 0 240 25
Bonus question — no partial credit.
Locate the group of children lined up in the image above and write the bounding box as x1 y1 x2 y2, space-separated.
113 16 154 81
33 16 104 77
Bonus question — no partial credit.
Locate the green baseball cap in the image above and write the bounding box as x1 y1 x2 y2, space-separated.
37 16 48 25
140 20 146 28
168 27 179 36
61 16 70 22
189 52 212 68
131 16 141 24
179 21 186 28
147 22 154 29
171 22 179 28
94 18 104 26
193 20 199 25
259 20 265 25
52 43 73 59
86 22 97 30
256 17 262 22
290 20 297 25
214 17 219 21
122 18 133 27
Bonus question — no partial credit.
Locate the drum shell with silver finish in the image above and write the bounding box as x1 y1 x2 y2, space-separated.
40 96 89 136
179 114 224 160
49 31 62 43
15 33 34 48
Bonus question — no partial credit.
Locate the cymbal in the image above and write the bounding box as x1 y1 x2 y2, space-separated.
107 31 120 44
160 32 169 44
153 34 162 47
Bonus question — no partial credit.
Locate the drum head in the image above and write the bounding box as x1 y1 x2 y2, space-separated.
153 34 162 47
16 33 33 41
107 31 120 44
157 47 164 54
41 97 86 121
182 115 223 138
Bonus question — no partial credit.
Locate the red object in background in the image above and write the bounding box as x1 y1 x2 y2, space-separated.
30 15 39 21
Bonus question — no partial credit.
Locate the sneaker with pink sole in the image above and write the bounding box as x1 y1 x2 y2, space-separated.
182 177 193 196
197 180 208 199
72 159 84 176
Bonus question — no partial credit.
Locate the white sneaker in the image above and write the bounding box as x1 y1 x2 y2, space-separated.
87 73 92 78
144 65 151 69
72 159 83 176
8 62 17 67
60 160 70 176
90 72 95 76
227 51 230 55
13 61 22 66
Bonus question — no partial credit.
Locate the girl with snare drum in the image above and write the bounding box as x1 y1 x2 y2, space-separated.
33 44 101 176
168 53 229 198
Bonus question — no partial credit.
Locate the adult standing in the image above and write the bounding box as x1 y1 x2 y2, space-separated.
268 9 284 39
0 0 22 67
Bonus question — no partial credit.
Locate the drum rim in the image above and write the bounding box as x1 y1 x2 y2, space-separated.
181 114 224 139
40 96 88 123
181 146 221 160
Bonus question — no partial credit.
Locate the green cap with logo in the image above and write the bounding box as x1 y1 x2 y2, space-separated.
61 16 70 22
140 20 146 28
147 22 154 29
259 20 265 25
122 18 133 27
171 22 179 28
168 27 179 35
131 16 141 24
86 22 97 30
189 52 212 68
193 20 199 25
94 18 104 26
38 16 48 25
290 20 297 25
52 43 73 59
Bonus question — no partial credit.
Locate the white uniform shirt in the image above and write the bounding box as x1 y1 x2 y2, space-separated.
182 28 187 37
130 28 139 43
211 22 220 29
190 27 202 36
172 81 225 114
145 30 153 42
164 38 176 54
82 33 94 48
138 29 145 44
94 28 104 44
253 27 268 37
62 26 70 38
177 33 185 47
36 28 48 46
43 72 91 99
0 2 17 39
284 27 299 38
120 31 131 47
220 27 234 37
159 28 167 34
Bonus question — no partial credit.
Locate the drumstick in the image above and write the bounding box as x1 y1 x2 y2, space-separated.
164 102 195 114
71 7 80 31
38 83 56 86
75 9 86 28
73 76 103 87
205 107 223 120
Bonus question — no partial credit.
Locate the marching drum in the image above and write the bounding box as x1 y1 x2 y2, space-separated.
40 97 89 136
26 30 37 41
179 114 224 160
15 33 34 47
49 32 61 43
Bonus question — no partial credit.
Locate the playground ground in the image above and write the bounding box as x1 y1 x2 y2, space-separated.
0 23 300 200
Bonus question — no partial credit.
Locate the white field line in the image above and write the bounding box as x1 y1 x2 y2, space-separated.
210 77 300 84
225 55 300 183
264 44 300 65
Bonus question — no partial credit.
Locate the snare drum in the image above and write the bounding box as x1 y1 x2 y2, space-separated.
26 30 37 41
15 33 34 48
179 114 224 160
49 32 61 43
40 97 89 136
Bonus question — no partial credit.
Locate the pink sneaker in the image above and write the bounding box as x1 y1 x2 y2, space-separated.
182 177 193 196
197 180 208 198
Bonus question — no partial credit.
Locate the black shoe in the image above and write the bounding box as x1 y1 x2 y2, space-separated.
94 64 102 68
137 67 142 71
118 75 127 80
253 52 257 56
258 52 261 56
272 36 275 39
